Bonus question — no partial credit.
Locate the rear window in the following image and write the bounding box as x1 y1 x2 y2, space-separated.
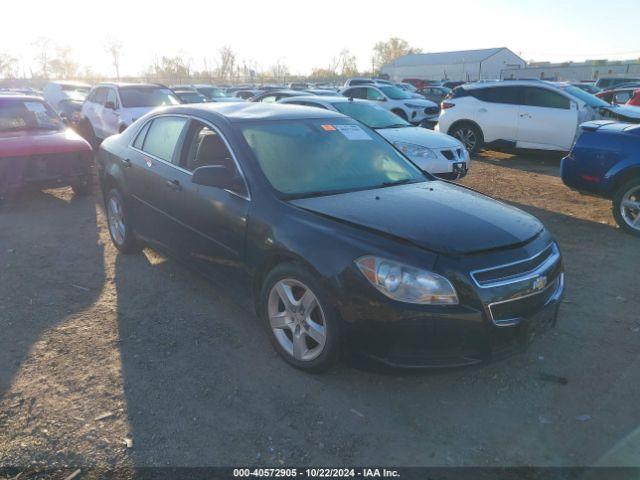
0 98 63 132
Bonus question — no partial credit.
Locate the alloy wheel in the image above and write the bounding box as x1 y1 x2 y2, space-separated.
107 194 126 246
620 185 640 232
453 127 477 151
267 279 327 362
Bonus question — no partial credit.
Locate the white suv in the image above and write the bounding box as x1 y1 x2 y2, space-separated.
79 83 180 145
341 84 439 126
436 80 603 154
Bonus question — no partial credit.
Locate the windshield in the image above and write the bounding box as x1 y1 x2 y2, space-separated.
333 101 411 129
177 92 206 103
119 87 181 108
241 119 425 197
0 98 63 132
60 85 90 101
379 86 412 100
562 85 609 108
398 83 417 92
197 87 226 99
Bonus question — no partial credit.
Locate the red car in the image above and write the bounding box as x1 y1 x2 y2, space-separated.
627 91 640 106
0 95 93 200
596 87 640 105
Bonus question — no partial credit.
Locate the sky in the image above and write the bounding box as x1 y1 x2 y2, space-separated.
1 0 639 77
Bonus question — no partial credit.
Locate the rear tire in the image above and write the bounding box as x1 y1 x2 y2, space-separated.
612 178 640 237
260 262 341 372
449 122 484 155
105 188 141 253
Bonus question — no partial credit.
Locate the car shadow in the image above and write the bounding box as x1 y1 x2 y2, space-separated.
0 188 105 397
114 200 640 467
475 149 564 177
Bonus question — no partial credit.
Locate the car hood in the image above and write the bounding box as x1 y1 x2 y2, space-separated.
378 127 463 149
290 182 543 255
211 97 244 103
602 104 640 120
0 128 91 158
401 98 438 108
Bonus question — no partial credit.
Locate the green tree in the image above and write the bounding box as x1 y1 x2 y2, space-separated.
373 37 421 71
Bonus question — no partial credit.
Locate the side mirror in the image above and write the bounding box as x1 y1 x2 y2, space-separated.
105 101 117 110
192 165 236 189
59 113 70 126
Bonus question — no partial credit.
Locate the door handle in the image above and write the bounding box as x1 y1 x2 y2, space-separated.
122 158 132 168
478 108 488 113
519 113 532 119
165 179 182 191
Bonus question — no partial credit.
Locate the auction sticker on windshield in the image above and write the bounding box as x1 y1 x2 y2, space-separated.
335 124 372 140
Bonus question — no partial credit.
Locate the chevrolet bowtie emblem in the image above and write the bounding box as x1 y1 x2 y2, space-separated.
532 275 548 291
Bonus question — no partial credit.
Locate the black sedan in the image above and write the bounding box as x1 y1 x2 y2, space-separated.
97 103 564 371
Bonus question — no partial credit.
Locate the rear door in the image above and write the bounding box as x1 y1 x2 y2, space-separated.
89 87 108 139
517 87 578 151
472 86 522 144
130 115 190 249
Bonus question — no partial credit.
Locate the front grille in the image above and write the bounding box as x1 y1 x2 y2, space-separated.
472 243 558 287
489 274 562 325
424 106 439 115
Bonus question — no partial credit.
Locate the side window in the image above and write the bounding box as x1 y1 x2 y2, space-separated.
141 116 188 163
181 121 247 196
133 121 151 149
366 88 384 101
523 88 570 109
344 88 366 99
93 88 107 106
614 91 632 104
106 88 118 108
474 87 522 104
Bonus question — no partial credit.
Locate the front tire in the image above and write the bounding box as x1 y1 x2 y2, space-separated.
71 176 93 196
105 188 141 253
613 178 640 237
392 109 408 121
260 263 341 372
450 122 484 155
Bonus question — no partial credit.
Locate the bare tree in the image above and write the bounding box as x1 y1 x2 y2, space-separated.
104 37 123 80
217 46 236 81
372 37 421 72
269 58 289 82
31 36 53 79
49 46 79 79
0 53 18 79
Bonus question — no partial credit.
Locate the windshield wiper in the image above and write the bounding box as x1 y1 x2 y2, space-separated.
380 178 413 187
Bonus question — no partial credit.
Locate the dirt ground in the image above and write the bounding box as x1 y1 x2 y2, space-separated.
1 150 639 473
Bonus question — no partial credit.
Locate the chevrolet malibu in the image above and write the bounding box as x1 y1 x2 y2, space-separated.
98 103 564 371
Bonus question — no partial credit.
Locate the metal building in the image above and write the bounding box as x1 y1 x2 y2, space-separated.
501 60 640 82
380 47 526 82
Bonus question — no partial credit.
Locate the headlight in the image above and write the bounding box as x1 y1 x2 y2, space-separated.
405 103 424 109
355 256 459 305
394 141 437 159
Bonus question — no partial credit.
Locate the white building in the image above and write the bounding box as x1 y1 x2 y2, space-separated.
501 59 640 82
381 47 526 82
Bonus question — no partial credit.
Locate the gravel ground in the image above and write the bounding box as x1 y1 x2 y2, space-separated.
1 150 639 473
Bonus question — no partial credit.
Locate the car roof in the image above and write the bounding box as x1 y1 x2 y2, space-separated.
95 82 167 88
462 79 557 90
47 81 91 87
282 95 356 105
0 94 45 102
153 102 346 123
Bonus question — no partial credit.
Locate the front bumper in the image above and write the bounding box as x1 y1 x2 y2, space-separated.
338 240 564 368
0 152 93 194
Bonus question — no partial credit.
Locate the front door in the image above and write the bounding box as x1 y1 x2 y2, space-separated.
166 119 251 297
517 87 578 151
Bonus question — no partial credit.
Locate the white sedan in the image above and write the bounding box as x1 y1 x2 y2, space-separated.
279 96 470 179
